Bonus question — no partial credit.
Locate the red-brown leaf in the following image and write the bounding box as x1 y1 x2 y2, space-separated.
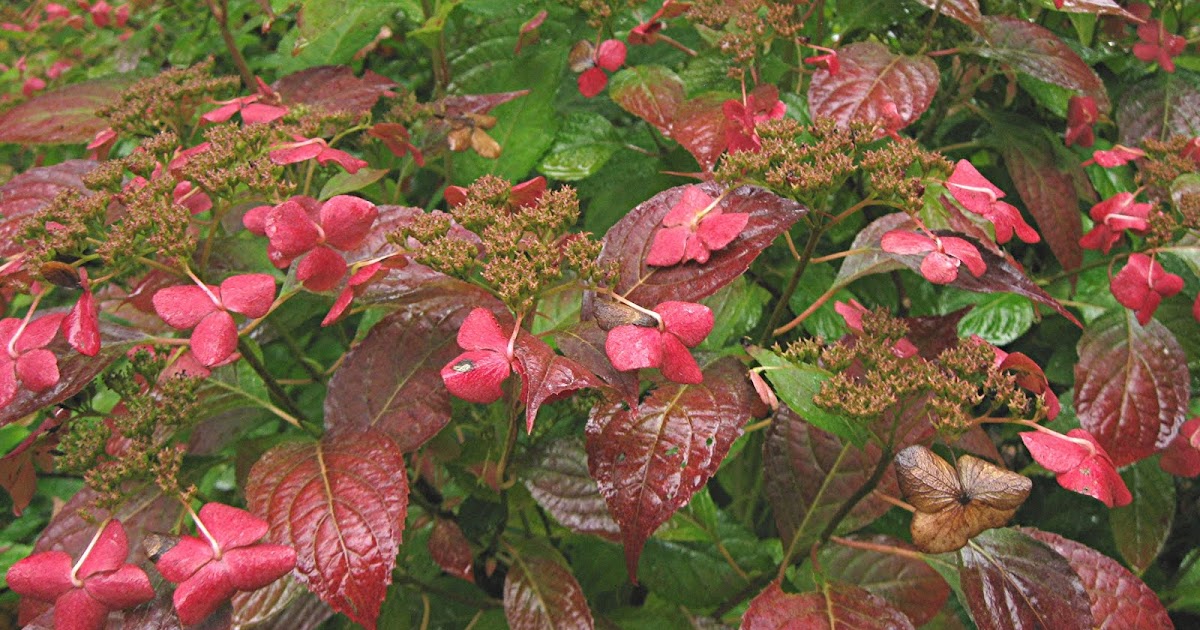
959 529 1095 630
232 575 331 630
511 332 602 433
667 94 730 172
1054 0 1140 19
973 16 1109 110
912 0 983 32
764 406 899 567
0 160 97 257
1000 134 1085 274
435 90 531 116
504 540 594 630
585 357 753 579
428 519 474 582
0 77 130 145
807 42 939 134
324 282 504 452
522 437 620 541
1075 311 1189 466
1117 74 1200 145
553 322 639 409
1022 528 1173 629
741 580 915 630
245 430 408 630
818 535 950 626
273 66 396 116
608 65 686 131
597 182 806 307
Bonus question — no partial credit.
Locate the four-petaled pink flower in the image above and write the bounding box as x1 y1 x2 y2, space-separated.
0 312 66 409
722 84 786 153
200 77 287 125
152 274 276 367
647 185 748 267
269 136 368 174
1064 96 1097 148
576 39 627 98
1083 144 1145 168
628 0 690 45
1078 192 1151 254
945 160 1039 244
368 123 425 166
321 262 388 327
604 301 713 384
1110 253 1182 325
155 503 297 626
441 308 516 404
6 520 155 630
1161 417 1200 478
246 195 379 292
1020 428 1131 508
880 230 987 284
1132 19 1186 73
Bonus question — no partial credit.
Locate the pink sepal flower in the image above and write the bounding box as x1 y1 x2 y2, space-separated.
261 195 378 291
1083 144 1145 168
628 1 689 45
269 136 367 174
576 40 626 98
1064 96 1098 148
441 308 515 403
152 274 276 367
991 344 1060 420
946 160 1039 244
604 301 713 384
62 269 100 357
880 230 986 284
0 313 67 408
1110 253 1182 325
1020 428 1131 507
647 186 748 267
6 520 155 630
722 84 786 153
1078 192 1151 254
322 263 386 326
156 503 296 626
1133 19 1186 73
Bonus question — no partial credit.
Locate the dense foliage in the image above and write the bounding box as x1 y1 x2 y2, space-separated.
0 0 1199 628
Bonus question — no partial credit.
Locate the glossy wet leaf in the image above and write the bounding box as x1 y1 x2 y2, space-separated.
232 576 330 630
598 182 806 307
0 78 131 145
816 535 950 627
912 0 982 31
429 519 474 583
1117 73 1200 145
608 65 685 131
504 539 594 630
808 42 938 134
668 93 730 172
1022 528 1173 629
946 293 1034 346
511 332 602 433
958 528 1095 630
1109 458 1175 575
998 129 1085 274
971 16 1108 110
1053 0 1140 19
1075 311 1189 467
741 580 915 629
522 437 620 540
763 406 898 568
749 347 868 446
273 66 396 116
246 430 408 630
585 357 754 579
538 112 621 181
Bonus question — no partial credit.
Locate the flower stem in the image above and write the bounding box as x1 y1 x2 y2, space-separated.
760 225 822 343
235 337 319 437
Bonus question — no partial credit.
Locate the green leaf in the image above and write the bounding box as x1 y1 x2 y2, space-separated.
1109 457 1175 575
943 292 1035 345
318 167 390 201
789 262 855 342
749 347 869 446
408 0 464 49
283 1 395 71
700 276 771 350
538 112 621 181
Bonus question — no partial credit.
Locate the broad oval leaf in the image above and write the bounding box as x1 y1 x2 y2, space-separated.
429 518 474 582
911 0 982 32
522 436 620 540
586 357 754 579
608 65 685 131
0 77 130 145
999 130 1086 274
818 535 950 627
741 580 915 630
808 41 938 134
959 528 1095 630
273 66 396 116
0 160 97 257
504 539 595 630
553 322 639 408
763 406 899 569
750 347 868 446
1117 72 1200 145
246 430 408 630
1054 0 1140 19
597 182 806 307
972 16 1109 111
1109 458 1175 575
1075 311 1189 467
1022 528 1174 629
325 282 503 452
512 332 602 433
667 94 730 172
232 575 331 630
